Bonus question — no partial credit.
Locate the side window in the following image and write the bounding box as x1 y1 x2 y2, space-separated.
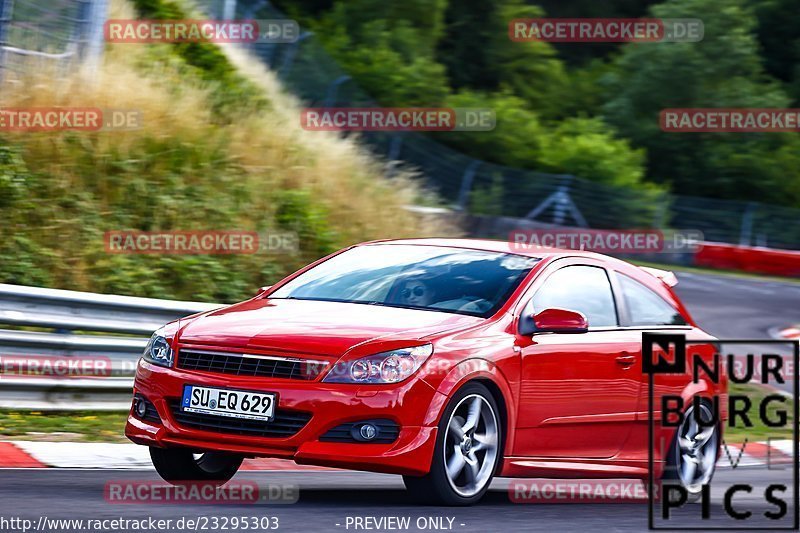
618 274 687 326
531 265 618 327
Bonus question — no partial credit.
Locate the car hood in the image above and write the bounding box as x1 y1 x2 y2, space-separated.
177 298 482 356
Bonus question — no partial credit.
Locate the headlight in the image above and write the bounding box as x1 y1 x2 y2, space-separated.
322 344 433 384
142 327 174 367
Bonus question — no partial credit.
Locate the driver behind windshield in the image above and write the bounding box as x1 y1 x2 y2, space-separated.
399 277 491 314
400 279 435 307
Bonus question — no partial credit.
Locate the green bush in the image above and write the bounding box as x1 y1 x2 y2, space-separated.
132 0 269 118
0 144 28 208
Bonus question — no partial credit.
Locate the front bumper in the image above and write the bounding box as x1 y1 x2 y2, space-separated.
125 358 441 476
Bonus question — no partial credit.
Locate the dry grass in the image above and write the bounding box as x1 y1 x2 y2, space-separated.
1 0 455 239
0 0 457 298
219 43 455 242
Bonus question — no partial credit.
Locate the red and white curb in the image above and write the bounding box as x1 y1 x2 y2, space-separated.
779 326 800 340
719 440 794 468
0 441 334 470
0 440 793 469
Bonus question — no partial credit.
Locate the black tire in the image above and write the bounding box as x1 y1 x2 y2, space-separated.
150 447 243 485
403 382 503 506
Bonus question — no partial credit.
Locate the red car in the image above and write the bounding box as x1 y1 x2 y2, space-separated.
126 239 725 505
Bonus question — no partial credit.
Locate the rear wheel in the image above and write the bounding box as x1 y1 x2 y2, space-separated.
662 401 719 503
150 448 243 485
403 382 502 506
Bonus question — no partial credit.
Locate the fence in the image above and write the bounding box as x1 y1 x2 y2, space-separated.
0 0 107 81
0 283 219 409
194 0 800 251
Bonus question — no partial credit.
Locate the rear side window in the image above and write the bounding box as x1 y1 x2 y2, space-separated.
618 274 687 326
532 265 618 327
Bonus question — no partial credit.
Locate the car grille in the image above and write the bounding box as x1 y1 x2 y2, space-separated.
168 401 311 438
177 349 324 380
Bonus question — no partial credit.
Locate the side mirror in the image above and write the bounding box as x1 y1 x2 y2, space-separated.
531 308 588 334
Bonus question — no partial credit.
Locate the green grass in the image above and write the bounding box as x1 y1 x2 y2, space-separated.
0 410 129 442
723 383 794 443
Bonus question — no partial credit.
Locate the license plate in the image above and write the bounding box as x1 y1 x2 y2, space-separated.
181 385 276 421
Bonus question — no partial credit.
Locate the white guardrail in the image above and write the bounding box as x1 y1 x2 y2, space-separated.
0 284 221 410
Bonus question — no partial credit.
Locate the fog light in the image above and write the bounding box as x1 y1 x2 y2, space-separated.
134 398 148 418
357 423 378 441
321 419 398 443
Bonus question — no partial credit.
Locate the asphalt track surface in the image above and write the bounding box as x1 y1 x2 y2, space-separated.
674 270 800 342
0 468 796 532
674 270 800 396
1 270 798 533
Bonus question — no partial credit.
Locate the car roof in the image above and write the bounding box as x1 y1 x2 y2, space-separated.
360 237 611 260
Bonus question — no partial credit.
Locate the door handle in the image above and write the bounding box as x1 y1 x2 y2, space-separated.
616 354 636 366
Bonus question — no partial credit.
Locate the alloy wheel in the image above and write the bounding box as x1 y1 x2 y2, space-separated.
675 403 718 493
443 394 499 498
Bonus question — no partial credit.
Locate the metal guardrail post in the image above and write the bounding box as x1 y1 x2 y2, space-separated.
388 135 403 160
456 160 480 211
323 75 350 107
82 0 108 80
525 176 588 228
385 135 404 178
740 202 756 247
241 0 269 60
279 30 311 74
222 0 237 20
73 0 92 49
653 194 670 229
0 0 13 83
552 177 572 225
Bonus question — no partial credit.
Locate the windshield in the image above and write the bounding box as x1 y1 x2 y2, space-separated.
269 244 539 317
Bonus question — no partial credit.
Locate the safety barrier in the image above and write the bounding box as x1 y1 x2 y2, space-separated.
0 284 220 409
694 243 800 277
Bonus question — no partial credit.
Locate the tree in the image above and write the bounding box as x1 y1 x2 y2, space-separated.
749 0 800 104
310 2 450 106
437 0 567 114
538 117 647 189
603 0 800 206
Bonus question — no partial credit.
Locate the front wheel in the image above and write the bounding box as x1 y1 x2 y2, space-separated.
150 448 243 485
403 382 502 506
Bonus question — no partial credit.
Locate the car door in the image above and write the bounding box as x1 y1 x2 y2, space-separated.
513 260 644 459
611 270 701 458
